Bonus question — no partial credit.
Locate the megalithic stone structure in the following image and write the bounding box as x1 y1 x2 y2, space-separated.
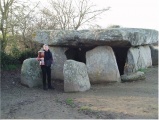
23 28 158 85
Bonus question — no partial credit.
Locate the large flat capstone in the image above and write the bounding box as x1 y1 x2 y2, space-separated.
33 28 158 47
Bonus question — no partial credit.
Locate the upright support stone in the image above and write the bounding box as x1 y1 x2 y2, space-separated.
63 60 90 92
86 46 121 83
21 58 42 87
124 45 152 74
49 47 68 80
150 45 158 65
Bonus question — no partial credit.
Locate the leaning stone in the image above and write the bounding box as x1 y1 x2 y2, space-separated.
121 71 145 82
150 45 158 65
86 46 121 83
21 58 42 87
63 60 90 92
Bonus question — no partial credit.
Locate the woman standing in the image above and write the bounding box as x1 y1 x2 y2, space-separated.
37 44 54 90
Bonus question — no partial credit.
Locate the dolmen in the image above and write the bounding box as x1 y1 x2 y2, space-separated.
21 28 158 92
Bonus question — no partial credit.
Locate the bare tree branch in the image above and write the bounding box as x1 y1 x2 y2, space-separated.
46 0 110 30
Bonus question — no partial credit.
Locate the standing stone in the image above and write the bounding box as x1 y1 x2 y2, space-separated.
49 47 68 80
124 45 152 74
63 60 90 92
21 58 42 87
150 45 158 65
86 46 121 83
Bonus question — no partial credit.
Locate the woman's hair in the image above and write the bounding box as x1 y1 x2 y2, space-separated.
44 44 48 46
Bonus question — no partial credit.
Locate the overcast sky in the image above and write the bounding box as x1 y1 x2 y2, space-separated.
92 0 159 30
36 0 159 30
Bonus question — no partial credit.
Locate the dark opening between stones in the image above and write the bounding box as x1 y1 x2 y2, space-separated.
65 45 129 76
112 46 130 75
65 46 96 64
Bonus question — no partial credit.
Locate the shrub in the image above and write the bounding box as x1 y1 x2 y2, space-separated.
1 51 19 65
1 48 38 70
3 64 21 71
0 51 20 70
18 49 37 64
11 46 21 59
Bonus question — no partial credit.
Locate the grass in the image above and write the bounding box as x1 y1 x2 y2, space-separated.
79 106 91 111
138 68 146 72
138 68 148 73
65 98 74 106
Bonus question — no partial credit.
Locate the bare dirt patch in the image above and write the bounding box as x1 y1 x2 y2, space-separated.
1 66 158 119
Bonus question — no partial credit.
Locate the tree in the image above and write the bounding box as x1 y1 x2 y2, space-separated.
0 0 15 51
0 0 40 51
36 8 58 30
14 1 39 48
43 0 110 30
